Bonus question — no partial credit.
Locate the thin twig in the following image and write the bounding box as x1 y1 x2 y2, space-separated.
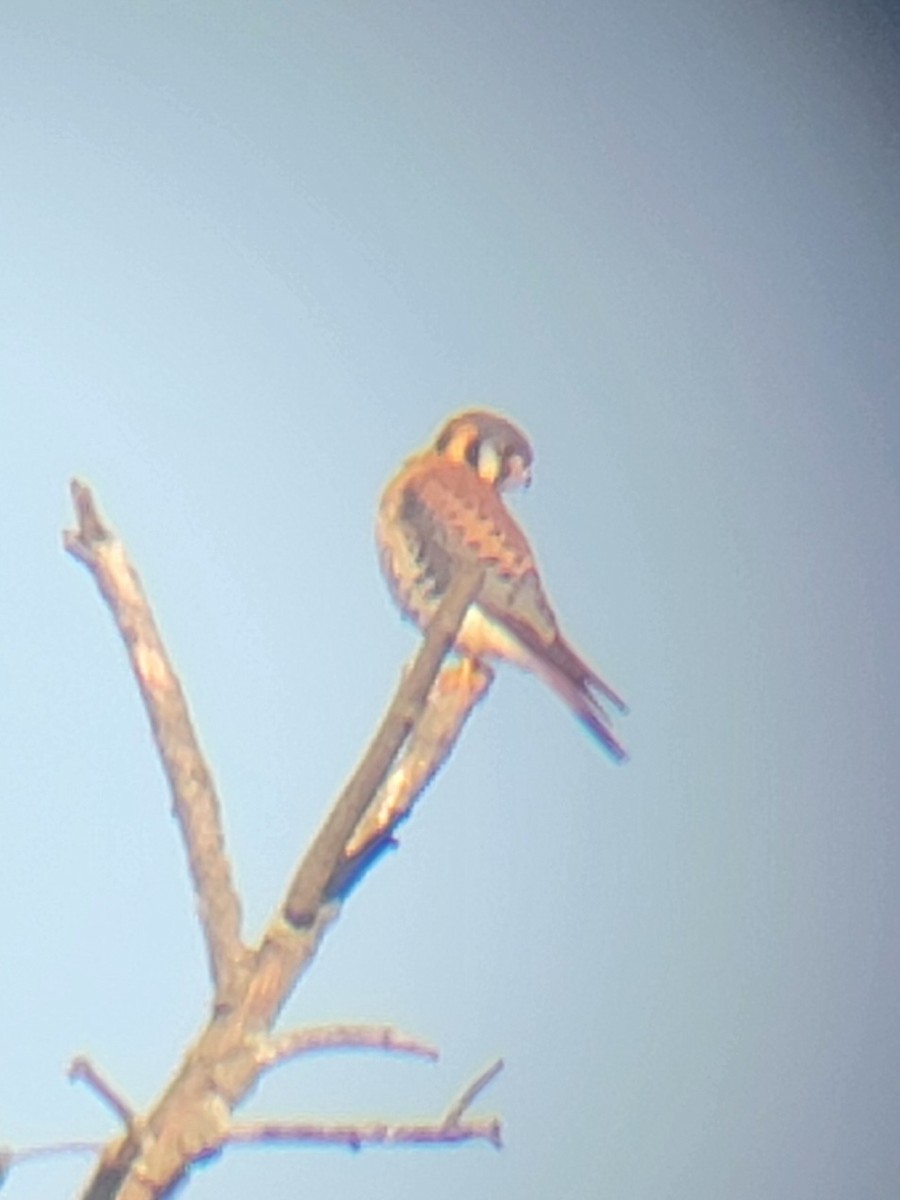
63 481 250 1003
225 1060 505 1157
3 1140 104 1166
69 1057 136 1128
282 563 485 927
257 1024 439 1070
227 1115 501 1151
442 1057 504 1128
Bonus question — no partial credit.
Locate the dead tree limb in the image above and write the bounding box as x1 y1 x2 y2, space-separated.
256 1024 440 1069
226 1058 504 1152
64 481 251 1006
57 483 501 1200
281 561 486 926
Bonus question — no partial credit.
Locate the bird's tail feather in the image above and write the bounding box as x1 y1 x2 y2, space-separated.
484 608 628 759
530 652 628 762
547 635 629 714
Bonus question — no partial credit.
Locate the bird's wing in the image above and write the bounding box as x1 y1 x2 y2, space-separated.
386 457 559 641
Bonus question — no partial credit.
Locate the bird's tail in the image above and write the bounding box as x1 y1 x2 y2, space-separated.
529 635 628 761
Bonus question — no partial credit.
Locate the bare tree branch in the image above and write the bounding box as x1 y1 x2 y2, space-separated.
226 1114 501 1150
344 657 493 863
257 1025 439 1070
69 1057 136 1129
442 1057 505 1128
3 1141 104 1169
63 484 498 1200
226 1058 504 1153
63 481 251 1005
281 562 485 927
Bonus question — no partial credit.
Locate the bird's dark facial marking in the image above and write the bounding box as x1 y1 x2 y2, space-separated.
434 411 533 478
435 419 481 470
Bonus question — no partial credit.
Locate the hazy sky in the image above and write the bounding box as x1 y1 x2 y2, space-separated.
2 3 899 1198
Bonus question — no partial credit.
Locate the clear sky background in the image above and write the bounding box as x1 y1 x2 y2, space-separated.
2 2 899 1198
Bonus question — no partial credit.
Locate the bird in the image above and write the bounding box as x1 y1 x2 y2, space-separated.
376 409 628 760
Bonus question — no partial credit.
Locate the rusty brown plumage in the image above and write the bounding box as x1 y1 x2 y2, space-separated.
377 411 627 760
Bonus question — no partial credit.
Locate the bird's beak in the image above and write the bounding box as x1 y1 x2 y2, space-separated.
502 454 532 492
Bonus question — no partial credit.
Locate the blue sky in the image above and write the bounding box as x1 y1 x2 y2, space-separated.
1 2 899 1198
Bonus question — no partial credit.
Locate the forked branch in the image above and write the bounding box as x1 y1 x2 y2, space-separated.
58 483 502 1200
226 1058 504 1154
281 562 485 926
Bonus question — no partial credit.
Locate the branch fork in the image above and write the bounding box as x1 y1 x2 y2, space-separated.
47 481 503 1200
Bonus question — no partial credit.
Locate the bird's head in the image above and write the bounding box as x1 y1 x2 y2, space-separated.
433 409 533 492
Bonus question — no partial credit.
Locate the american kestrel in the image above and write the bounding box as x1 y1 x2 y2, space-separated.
377 410 628 760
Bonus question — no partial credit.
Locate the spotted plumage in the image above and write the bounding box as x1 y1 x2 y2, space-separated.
377 410 628 760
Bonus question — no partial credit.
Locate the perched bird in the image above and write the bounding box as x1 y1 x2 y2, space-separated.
377 410 628 760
